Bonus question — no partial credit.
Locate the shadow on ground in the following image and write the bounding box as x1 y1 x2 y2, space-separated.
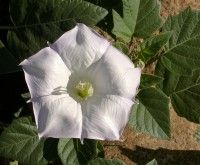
120 146 200 165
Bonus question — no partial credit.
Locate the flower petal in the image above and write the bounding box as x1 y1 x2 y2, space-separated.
20 47 71 98
32 94 82 138
87 46 141 99
81 95 133 140
50 23 110 71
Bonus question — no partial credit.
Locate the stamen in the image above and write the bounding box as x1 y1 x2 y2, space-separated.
75 81 93 100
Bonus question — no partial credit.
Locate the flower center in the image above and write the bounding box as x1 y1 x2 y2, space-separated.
75 81 93 100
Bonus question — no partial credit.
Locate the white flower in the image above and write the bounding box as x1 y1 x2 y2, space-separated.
20 23 141 140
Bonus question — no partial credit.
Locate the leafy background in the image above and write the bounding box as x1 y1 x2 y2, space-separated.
104 1 200 164
1 0 200 165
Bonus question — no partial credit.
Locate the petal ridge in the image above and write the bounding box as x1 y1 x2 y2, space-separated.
20 47 71 98
50 23 110 71
82 95 133 140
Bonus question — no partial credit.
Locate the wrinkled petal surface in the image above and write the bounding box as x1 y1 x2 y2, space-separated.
51 23 110 71
20 47 71 98
81 95 133 140
88 46 141 99
20 23 141 141
32 94 82 138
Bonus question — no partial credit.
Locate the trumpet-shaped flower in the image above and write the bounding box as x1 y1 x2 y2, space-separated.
20 23 141 140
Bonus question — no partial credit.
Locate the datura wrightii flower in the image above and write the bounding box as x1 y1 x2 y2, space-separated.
20 23 141 141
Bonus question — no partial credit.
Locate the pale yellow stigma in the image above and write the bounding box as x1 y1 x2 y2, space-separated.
75 81 93 100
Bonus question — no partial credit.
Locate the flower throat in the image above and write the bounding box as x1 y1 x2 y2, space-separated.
75 81 93 100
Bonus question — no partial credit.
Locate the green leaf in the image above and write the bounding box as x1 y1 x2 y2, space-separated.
0 117 47 165
112 0 162 42
112 5 131 43
146 159 158 165
141 73 164 88
8 0 108 61
0 40 19 74
10 0 108 26
129 87 170 139
57 139 79 165
43 138 60 162
58 139 104 165
75 139 104 163
161 8 200 75
156 63 200 123
138 32 172 63
96 141 105 158
88 158 125 165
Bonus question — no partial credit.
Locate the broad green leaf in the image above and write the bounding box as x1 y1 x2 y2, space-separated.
10 0 108 26
138 32 172 63
112 0 162 42
8 0 108 61
156 63 200 123
43 138 60 162
0 117 47 165
141 73 164 88
112 10 132 42
88 158 125 165
58 139 104 165
96 141 105 158
84 0 122 32
129 87 170 139
57 139 79 165
133 0 162 38
0 40 19 74
74 139 104 163
161 8 200 75
146 159 158 165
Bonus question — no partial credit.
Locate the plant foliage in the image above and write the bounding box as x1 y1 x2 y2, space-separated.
8 0 108 61
1 0 200 164
129 87 170 139
112 0 162 42
160 7 200 75
0 117 48 165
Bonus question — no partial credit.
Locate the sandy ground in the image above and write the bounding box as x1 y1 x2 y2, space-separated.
161 0 200 17
104 1 200 165
104 110 200 165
